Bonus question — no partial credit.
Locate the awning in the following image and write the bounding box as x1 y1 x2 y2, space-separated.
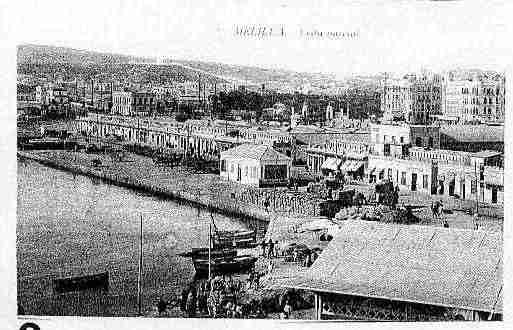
439 172 456 181
321 157 343 171
345 152 367 160
484 168 503 186
342 160 365 173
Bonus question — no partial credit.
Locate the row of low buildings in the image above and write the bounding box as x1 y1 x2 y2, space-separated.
74 114 503 204
381 72 505 124
304 122 504 204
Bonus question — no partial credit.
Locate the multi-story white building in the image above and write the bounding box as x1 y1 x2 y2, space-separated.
381 79 412 121
111 91 157 116
441 73 505 123
381 74 442 124
35 86 69 106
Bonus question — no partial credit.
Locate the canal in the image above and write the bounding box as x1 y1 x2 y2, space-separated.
17 159 255 316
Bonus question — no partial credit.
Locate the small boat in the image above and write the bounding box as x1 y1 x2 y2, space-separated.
193 255 257 276
212 229 257 249
213 237 258 249
53 272 109 294
215 229 256 240
177 247 237 259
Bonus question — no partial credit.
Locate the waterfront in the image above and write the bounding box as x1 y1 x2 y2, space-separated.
17 159 251 316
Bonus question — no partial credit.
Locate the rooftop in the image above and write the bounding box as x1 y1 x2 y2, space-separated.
472 150 502 158
283 220 502 313
440 125 503 143
220 143 291 162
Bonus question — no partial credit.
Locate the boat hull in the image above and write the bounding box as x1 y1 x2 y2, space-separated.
177 248 237 259
193 256 257 277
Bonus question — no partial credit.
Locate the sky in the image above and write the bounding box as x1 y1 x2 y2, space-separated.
6 0 513 77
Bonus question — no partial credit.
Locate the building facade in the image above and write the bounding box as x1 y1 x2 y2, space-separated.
381 74 442 124
111 91 157 116
220 144 292 187
441 74 505 123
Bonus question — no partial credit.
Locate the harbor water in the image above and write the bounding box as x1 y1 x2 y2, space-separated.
17 159 253 316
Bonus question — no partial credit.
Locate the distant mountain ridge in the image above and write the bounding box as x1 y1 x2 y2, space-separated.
17 44 336 88
17 44 151 65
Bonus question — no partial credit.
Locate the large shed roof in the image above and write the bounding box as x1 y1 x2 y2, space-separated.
440 125 503 143
283 221 502 313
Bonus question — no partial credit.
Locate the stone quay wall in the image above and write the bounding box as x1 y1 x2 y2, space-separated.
18 151 323 237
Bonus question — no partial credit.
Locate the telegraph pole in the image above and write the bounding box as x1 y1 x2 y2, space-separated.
137 214 144 316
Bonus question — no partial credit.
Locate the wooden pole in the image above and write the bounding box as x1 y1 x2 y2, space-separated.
208 221 212 281
137 214 143 316
475 162 479 216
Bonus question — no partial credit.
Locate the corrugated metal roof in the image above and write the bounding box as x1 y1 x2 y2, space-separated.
283 221 502 313
440 125 503 143
220 143 291 162
472 150 502 158
321 158 343 171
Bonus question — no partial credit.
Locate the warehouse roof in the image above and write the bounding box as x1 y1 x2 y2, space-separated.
283 220 502 313
220 143 291 162
440 125 503 143
472 150 502 158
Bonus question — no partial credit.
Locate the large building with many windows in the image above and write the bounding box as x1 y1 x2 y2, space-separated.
441 73 505 123
381 74 442 124
111 91 157 116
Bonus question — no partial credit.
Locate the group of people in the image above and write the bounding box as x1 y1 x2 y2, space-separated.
260 238 280 258
431 200 449 228
157 272 271 318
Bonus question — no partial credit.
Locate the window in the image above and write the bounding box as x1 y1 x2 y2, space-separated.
428 137 433 148
230 163 235 173
401 172 406 185
383 144 390 156
220 160 226 172
264 165 287 180
400 136 404 144
388 169 392 180
415 137 422 147
244 166 248 177
471 179 477 194
423 175 428 189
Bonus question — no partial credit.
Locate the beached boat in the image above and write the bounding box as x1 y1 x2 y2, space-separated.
177 247 237 259
53 271 109 294
212 229 257 248
193 255 257 276
215 229 256 240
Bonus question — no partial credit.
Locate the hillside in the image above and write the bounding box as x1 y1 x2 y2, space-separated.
17 44 338 91
17 44 149 65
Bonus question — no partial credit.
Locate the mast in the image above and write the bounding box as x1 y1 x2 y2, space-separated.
475 162 479 216
137 214 143 316
208 220 212 281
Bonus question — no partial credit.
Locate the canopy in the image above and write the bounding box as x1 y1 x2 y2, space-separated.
321 157 343 171
484 168 503 186
341 160 365 173
299 218 339 233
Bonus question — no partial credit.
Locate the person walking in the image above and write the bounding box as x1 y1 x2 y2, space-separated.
283 299 293 319
186 291 197 317
260 240 266 257
157 296 168 316
268 239 274 258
